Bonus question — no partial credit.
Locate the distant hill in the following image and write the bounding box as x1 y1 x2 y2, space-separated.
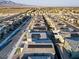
0 0 32 8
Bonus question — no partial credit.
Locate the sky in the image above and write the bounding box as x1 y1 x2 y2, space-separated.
10 0 79 6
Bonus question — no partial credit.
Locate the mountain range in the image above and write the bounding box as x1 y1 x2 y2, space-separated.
0 0 33 7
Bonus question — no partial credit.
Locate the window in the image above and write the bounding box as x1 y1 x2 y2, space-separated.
32 34 40 39
28 45 52 48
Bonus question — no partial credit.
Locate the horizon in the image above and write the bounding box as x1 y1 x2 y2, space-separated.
9 0 79 7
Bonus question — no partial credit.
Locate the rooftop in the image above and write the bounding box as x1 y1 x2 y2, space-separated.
0 24 5 31
21 53 55 59
22 44 55 55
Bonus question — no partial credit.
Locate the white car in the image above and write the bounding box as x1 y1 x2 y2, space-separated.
53 31 64 43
